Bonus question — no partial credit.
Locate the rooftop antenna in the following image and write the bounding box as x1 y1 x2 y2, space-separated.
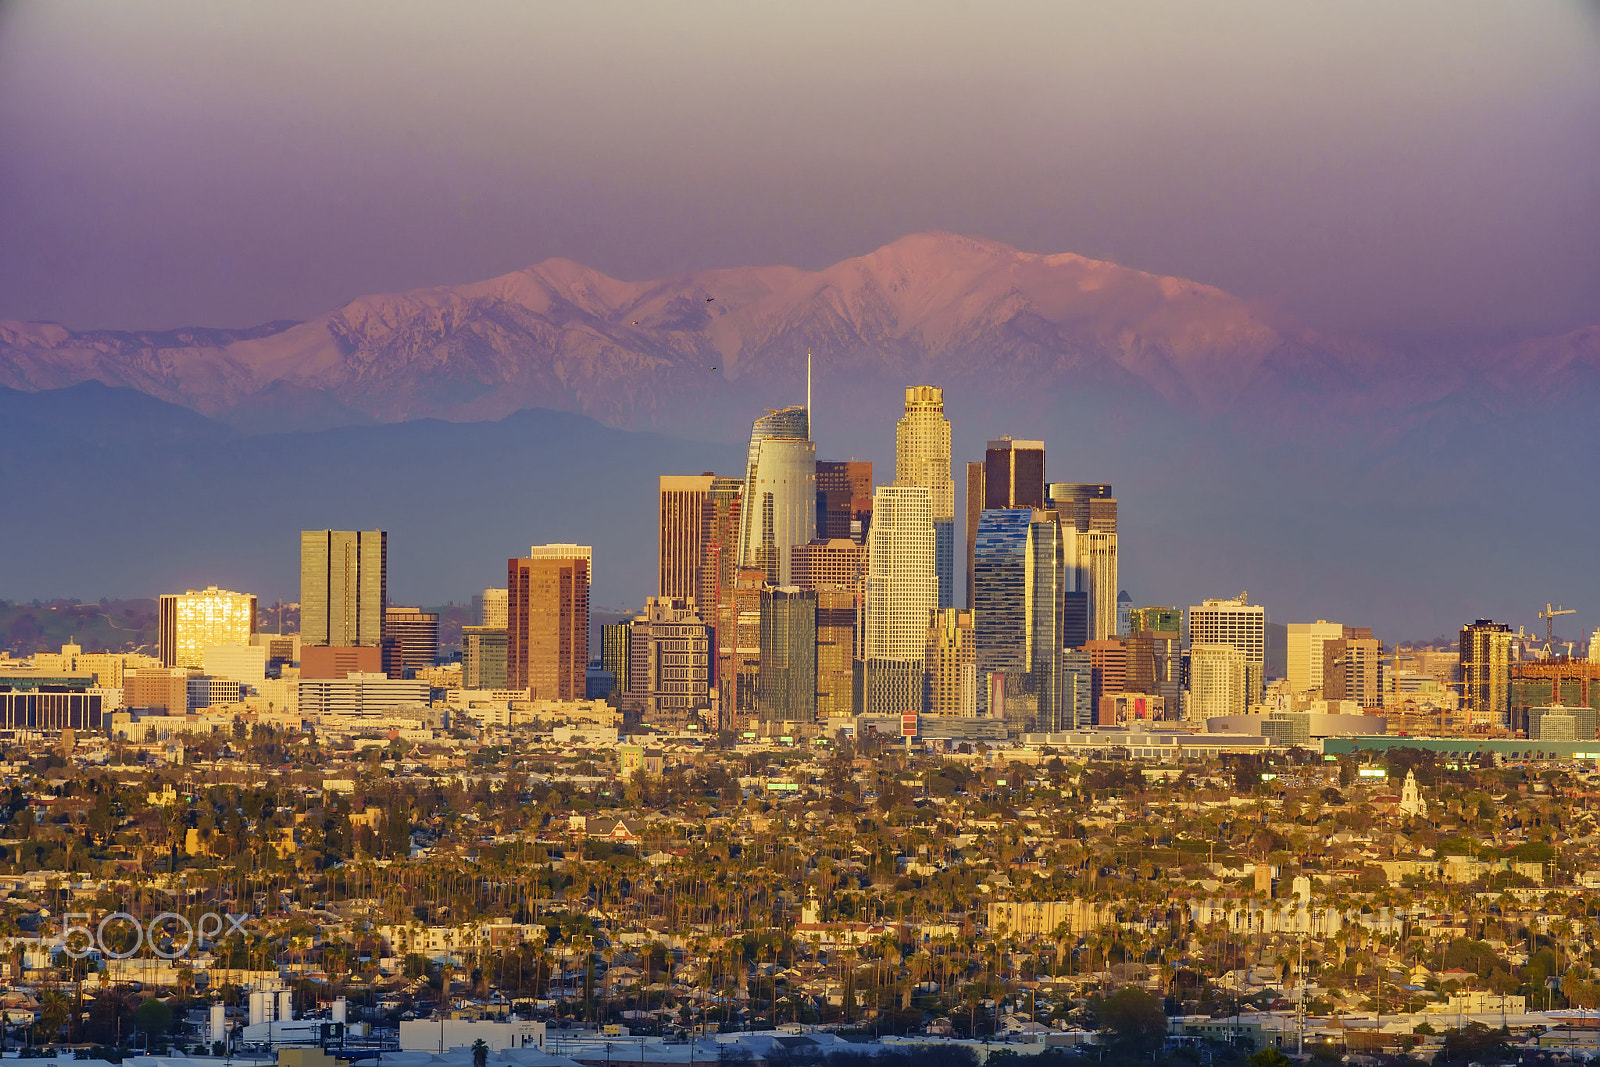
806 348 813 438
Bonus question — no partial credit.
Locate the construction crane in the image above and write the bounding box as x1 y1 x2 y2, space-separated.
1539 603 1576 645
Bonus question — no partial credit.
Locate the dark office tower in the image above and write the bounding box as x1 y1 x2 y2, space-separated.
1062 592 1089 650
382 607 439 675
1125 630 1182 719
815 461 873 543
728 565 768 729
507 546 590 700
758 587 817 728
964 461 985 608
601 622 632 698
1047 484 1113 533
462 626 508 689
300 530 387 647
659 474 716 601
1461 619 1513 728
972 507 1066 735
696 476 744 715
1085 639 1127 721
983 438 1046 510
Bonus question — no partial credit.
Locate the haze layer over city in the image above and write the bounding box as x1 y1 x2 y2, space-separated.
2 5 1600 1067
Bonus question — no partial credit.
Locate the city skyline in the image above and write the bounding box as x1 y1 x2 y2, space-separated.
5 5 1600 1060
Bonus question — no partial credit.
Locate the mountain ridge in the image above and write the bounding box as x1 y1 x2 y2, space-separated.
0 231 1594 435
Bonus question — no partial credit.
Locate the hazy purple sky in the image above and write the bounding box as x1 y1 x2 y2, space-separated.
2 1 1597 341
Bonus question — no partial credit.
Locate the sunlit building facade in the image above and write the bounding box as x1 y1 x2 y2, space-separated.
158 586 257 669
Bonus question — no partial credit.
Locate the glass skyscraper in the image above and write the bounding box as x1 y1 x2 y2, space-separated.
758 586 817 726
972 507 1067 733
739 406 815 586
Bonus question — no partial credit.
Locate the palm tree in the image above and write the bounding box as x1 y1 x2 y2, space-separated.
471 1038 489 1067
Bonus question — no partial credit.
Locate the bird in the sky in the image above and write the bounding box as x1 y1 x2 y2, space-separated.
709 365 718 371
631 320 639 325
705 297 714 303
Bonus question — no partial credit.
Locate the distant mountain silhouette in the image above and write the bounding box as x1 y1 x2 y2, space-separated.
4 232 1593 438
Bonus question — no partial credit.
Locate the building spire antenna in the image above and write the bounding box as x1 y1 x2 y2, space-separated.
806 348 813 438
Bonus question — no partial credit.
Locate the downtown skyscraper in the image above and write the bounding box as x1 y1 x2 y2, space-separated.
972 507 1068 733
738 405 815 586
300 530 386 648
1188 594 1267 708
863 485 937 715
508 544 590 700
965 437 1045 607
895 386 955 609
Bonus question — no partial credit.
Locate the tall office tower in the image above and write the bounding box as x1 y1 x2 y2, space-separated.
732 566 767 727
1116 590 1133 637
1062 592 1090 651
1590 628 1600 664
1323 637 1382 708
600 622 631 698
964 438 1045 608
696 476 744 713
896 386 956 608
1127 607 1182 635
926 608 976 717
1188 643 1250 720
625 597 711 728
300 530 387 647
972 507 1067 733
984 438 1046 509
1187 594 1267 706
1060 650 1094 730
382 607 439 675
864 486 937 715
815 461 873 543
758 587 817 727
480 588 508 628
1075 531 1120 641
1460 619 1514 728
1286 621 1345 694
1047 483 1113 533
462 626 508 690
157 586 257 668
659 474 717 600
1085 639 1127 722
792 538 867 719
1124 632 1158 693
739 406 815 585
964 461 984 608
1126 630 1183 720
507 545 590 700
814 589 858 719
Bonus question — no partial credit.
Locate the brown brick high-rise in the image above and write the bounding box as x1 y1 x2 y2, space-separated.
508 549 590 700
